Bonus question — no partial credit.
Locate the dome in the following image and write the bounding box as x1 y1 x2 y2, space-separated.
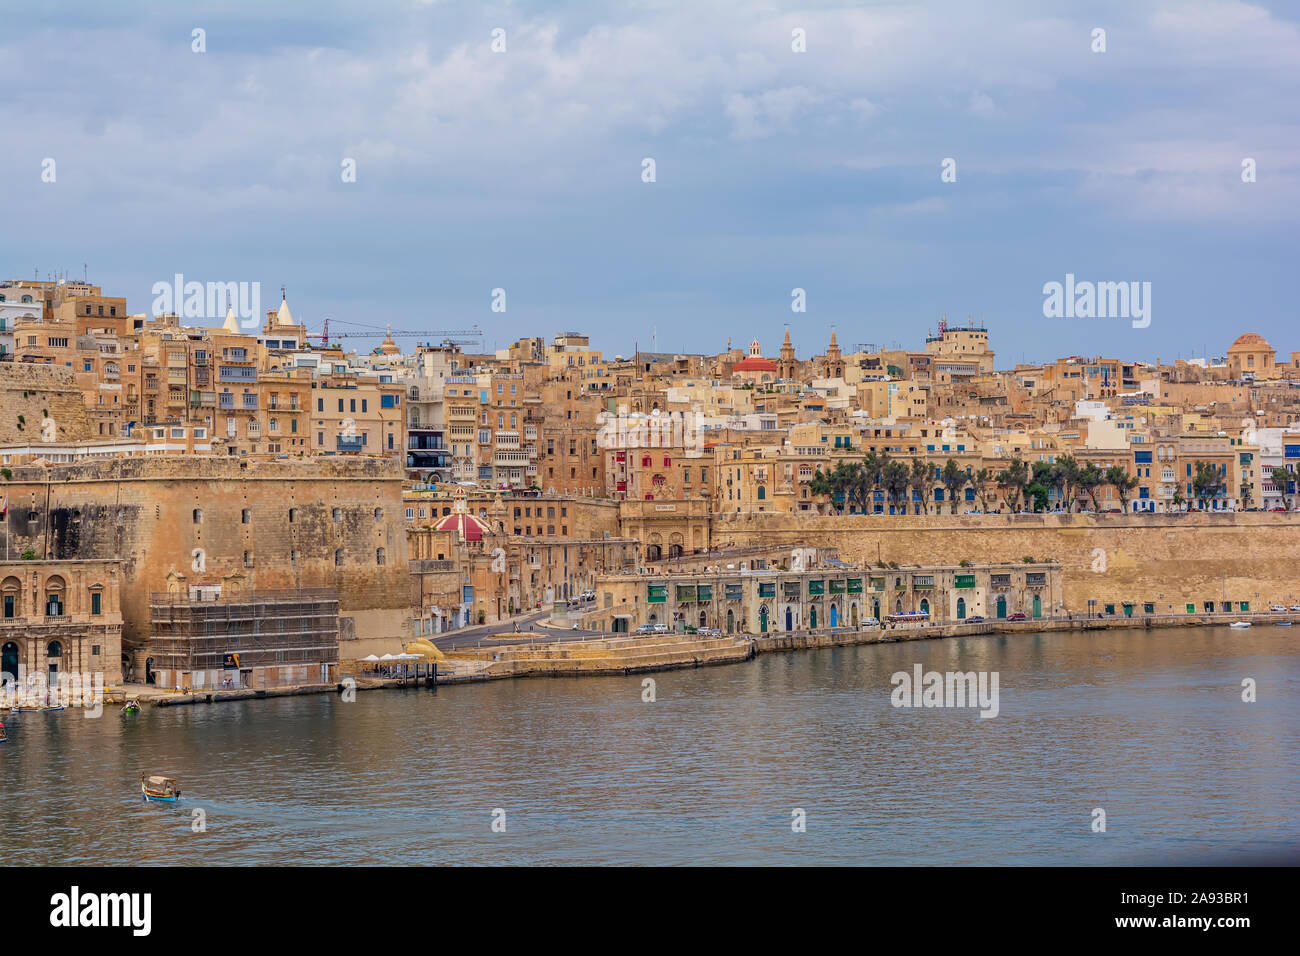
432 511 492 542
432 486 493 541
1229 332 1271 350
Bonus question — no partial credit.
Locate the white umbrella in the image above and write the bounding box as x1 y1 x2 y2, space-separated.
379 653 397 661
361 654 380 662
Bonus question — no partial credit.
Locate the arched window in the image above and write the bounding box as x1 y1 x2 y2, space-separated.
45 576 66 617
376 548 386 565
47 641 63 658
193 508 203 523
373 507 383 521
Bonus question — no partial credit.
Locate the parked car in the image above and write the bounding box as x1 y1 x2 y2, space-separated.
1290 605 1300 612
862 616 880 627
1007 612 1028 621
1270 604 1287 612
967 615 985 623
696 627 722 636
579 590 596 602
634 624 658 635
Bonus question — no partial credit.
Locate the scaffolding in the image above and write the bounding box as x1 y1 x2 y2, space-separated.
149 588 340 674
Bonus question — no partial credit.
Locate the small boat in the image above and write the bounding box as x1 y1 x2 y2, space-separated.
1229 621 1253 629
141 774 181 803
1278 621 1293 627
122 699 141 715
0 723 7 744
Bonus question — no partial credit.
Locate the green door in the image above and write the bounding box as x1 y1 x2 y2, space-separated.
996 596 1007 619
957 598 966 620
1032 595 1042 619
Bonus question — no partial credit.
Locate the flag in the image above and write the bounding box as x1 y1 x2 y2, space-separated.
1 492 6 520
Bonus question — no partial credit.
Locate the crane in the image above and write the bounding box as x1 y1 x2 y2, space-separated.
306 318 484 350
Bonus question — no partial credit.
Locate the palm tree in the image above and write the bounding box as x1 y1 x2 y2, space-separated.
941 458 967 514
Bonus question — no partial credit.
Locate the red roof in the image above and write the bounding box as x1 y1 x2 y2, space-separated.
733 356 778 372
432 512 491 542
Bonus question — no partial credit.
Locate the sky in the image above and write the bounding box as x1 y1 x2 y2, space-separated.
1 0 1297 365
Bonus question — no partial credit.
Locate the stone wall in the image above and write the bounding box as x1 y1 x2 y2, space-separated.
711 512 1300 612
1 455 412 658
0 363 94 444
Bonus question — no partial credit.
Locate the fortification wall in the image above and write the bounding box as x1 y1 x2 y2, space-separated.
711 512 1300 612
1 456 412 655
0 363 94 443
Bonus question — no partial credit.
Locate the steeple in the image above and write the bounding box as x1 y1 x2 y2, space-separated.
221 306 240 334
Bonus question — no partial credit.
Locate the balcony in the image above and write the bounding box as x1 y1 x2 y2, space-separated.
241 395 259 410
337 436 364 453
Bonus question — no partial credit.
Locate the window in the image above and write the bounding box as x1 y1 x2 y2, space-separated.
376 548 386 565
289 507 298 523
332 508 342 522
334 549 344 566
374 507 383 521
241 508 251 524
243 550 253 567
193 508 203 523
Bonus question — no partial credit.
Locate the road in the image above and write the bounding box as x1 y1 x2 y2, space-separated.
431 601 608 650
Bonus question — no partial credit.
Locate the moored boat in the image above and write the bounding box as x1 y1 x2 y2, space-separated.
141 774 181 802
122 699 141 715
1229 621 1252 629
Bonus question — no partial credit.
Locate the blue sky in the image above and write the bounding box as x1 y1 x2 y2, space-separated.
1 0 1297 364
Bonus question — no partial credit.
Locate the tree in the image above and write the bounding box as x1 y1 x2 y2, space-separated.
995 457 1030 512
1104 465 1138 511
910 458 934 515
1192 461 1225 509
1270 466 1294 510
1054 455 1080 513
881 459 911 515
1077 463 1105 511
972 468 996 513
941 458 967 514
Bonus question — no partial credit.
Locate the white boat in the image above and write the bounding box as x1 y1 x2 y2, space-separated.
1229 621 1252 629
1277 622 1293 627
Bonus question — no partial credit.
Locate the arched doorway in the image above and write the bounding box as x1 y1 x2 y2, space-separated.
829 605 838 628
759 605 769 633
727 609 735 633
1 642 18 682
47 641 62 679
145 657 155 685
646 544 662 561
810 606 818 629
668 544 684 559
996 595 1007 619
895 598 903 614
956 597 966 620
699 611 707 629
785 608 793 631
872 599 881 620
919 598 929 616
1033 594 1042 619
